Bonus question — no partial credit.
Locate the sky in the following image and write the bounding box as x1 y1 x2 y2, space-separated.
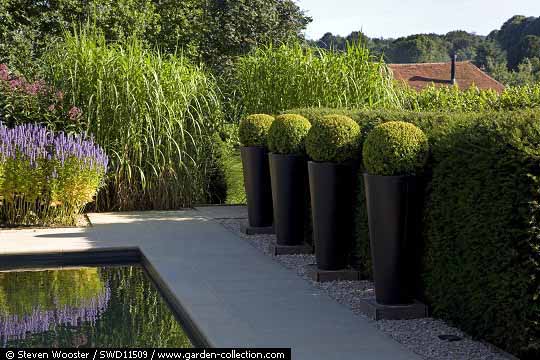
296 0 540 40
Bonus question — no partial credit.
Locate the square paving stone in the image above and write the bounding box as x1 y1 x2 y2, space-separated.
305 264 361 282
272 244 313 255
240 223 274 235
357 297 428 320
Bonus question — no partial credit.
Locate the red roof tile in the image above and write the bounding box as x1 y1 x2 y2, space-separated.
388 61 505 93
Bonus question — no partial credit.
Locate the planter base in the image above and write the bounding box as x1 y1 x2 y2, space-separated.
357 297 428 320
272 244 312 256
305 264 361 282
241 223 274 235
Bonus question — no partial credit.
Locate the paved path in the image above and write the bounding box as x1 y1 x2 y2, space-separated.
0 207 420 360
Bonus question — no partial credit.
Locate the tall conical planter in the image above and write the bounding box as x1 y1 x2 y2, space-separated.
269 153 307 246
308 161 355 270
364 173 419 305
241 146 273 228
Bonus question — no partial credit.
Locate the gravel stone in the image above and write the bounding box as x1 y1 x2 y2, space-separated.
217 218 513 360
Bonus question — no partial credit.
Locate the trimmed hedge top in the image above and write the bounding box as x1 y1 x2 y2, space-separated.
363 121 429 176
305 115 361 163
267 114 311 155
239 114 274 147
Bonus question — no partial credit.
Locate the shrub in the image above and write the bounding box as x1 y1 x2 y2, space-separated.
267 114 311 155
0 63 81 133
238 114 274 147
0 123 107 226
400 83 540 112
43 29 223 210
422 113 540 358
362 121 429 176
287 106 540 358
305 115 361 163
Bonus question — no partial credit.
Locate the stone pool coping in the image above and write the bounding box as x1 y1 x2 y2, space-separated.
0 208 420 360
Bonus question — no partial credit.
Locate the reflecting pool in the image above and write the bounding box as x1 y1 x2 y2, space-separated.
0 265 192 348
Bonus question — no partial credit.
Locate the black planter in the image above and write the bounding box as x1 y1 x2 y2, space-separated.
269 153 307 246
364 174 419 305
241 146 273 228
308 161 355 270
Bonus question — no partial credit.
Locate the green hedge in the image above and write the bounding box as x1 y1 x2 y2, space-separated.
284 107 540 359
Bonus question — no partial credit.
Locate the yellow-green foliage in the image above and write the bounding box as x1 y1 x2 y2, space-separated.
305 115 362 163
401 83 540 112
238 114 274 147
267 114 311 155
235 42 402 115
0 159 49 202
49 157 105 209
363 121 429 176
0 268 105 316
0 155 105 226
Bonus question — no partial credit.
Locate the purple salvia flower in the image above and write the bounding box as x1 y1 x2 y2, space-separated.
0 123 108 175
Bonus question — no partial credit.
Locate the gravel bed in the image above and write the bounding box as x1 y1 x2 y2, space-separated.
218 217 514 360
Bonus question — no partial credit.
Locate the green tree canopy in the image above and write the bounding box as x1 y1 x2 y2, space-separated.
202 0 310 71
0 0 311 73
494 15 540 69
388 34 450 63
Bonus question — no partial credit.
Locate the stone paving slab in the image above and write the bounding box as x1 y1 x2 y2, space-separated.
194 205 247 219
0 208 421 360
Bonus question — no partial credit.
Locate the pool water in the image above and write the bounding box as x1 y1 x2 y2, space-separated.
0 265 192 348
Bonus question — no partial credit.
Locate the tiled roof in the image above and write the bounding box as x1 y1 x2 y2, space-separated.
388 61 505 93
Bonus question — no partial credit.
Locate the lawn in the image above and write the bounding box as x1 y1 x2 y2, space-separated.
224 148 246 205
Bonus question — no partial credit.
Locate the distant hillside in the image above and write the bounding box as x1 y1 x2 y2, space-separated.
313 15 540 86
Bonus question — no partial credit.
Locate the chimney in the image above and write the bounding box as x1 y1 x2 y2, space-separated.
451 54 457 85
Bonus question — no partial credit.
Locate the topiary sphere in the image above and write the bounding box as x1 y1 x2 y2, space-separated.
363 121 429 176
267 114 311 155
305 115 362 163
239 114 275 147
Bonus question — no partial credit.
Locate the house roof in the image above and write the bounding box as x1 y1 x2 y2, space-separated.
388 61 505 93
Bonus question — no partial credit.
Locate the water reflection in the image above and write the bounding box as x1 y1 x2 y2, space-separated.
0 266 192 348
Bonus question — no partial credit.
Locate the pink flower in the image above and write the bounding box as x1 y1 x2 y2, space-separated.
55 91 64 101
9 78 23 90
24 80 45 95
48 104 55 111
68 106 82 121
0 64 8 81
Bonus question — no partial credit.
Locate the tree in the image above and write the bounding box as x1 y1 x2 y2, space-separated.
445 30 482 53
346 31 370 46
0 0 159 73
0 0 311 73
149 0 204 56
494 15 540 69
520 35 540 61
474 40 506 70
202 0 311 71
316 32 346 50
387 34 450 63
